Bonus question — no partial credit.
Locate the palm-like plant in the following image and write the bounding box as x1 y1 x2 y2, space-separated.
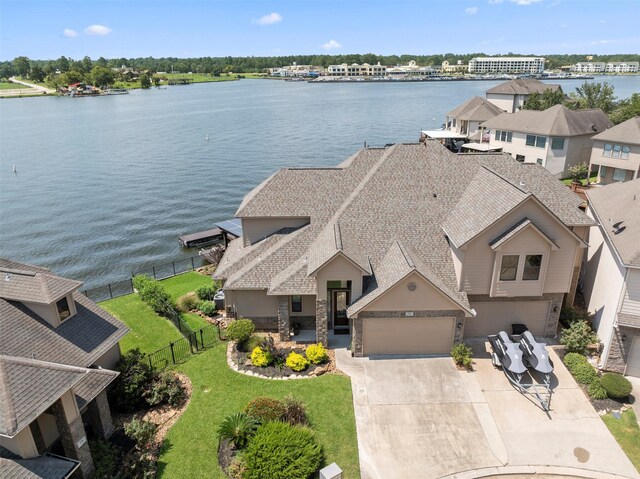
217 413 258 448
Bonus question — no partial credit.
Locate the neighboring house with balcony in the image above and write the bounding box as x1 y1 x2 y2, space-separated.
214 141 593 357
444 96 504 141
581 180 640 377
484 78 562 113
480 104 612 178
0 258 129 479
589 117 640 184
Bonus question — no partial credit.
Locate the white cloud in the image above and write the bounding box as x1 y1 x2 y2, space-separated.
84 24 112 36
63 28 77 38
321 39 342 51
255 12 282 25
465 7 479 14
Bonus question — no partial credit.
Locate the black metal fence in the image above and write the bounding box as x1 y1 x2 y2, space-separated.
82 256 203 302
147 324 221 369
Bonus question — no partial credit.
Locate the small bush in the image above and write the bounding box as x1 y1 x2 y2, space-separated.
243 421 323 479
144 370 185 407
242 334 266 352
559 307 592 329
563 352 588 372
572 362 598 385
588 379 609 400
601 372 632 399
124 419 158 450
251 347 273 367
226 319 255 343
245 397 286 422
451 342 473 369
218 413 258 449
196 284 217 301
560 320 599 354
176 292 199 312
286 351 309 372
132 274 176 317
305 343 328 364
282 395 309 426
90 440 125 479
228 457 247 479
110 349 157 413
198 300 217 316
121 451 155 479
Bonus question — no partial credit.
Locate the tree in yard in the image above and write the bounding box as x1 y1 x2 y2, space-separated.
139 73 151 89
0 61 16 80
29 65 45 83
568 162 589 184
12 56 30 77
569 81 616 113
609 93 640 125
91 66 115 88
57 70 84 87
521 88 565 111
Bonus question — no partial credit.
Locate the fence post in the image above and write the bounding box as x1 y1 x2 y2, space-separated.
172 261 176 276
200 328 204 348
191 256 195 270
108 283 113 299
170 342 176 364
152 266 156 279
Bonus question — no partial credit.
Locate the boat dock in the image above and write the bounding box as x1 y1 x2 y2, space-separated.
179 218 242 248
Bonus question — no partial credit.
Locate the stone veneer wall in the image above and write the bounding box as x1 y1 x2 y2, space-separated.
467 293 564 337
351 310 466 357
605 325 635 374
316 300 328 346
51 399 94 479
86 390 115 439
278 296 290 341
246 316 278 332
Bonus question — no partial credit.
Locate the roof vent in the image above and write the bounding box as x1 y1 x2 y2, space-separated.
4 273 10 281
591 123 598 132
519 180 526 187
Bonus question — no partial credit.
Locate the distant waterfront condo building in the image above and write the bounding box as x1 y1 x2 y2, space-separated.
386 60 435 77
440 60 469 73
571 62 606 73
327 62 387 77
468 57 545 74
571 61 639 73
605 62 639 73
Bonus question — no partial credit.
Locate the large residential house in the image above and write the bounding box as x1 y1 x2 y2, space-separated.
468 57 545 74
0 259 129 479
485 79 562 113
445 96 504 140
571 62 606 73
214 142 593 357
481 104 612 178
326 63 387 77
581 180 640 377
589 117 640 185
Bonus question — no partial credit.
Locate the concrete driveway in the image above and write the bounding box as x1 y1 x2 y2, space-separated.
336 344 639 479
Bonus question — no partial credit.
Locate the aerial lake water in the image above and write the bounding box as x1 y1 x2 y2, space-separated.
1 76 638 288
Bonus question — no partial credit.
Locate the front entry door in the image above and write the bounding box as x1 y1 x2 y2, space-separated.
333 290 350 330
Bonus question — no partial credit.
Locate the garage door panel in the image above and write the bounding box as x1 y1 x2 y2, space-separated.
363 317 455 356
465 301 549 337
625 336 640 378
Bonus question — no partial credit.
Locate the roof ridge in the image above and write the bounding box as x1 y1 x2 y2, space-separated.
480 165 532 196
395 240 415 269
334 222 343 251
0 354 93 374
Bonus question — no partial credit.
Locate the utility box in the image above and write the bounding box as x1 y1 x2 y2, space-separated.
319 463 342 479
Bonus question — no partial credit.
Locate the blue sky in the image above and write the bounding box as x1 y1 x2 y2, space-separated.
1 0 639 60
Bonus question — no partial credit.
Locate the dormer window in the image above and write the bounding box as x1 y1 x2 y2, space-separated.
56 296 71 322
522 254 542 281
499 255 519 281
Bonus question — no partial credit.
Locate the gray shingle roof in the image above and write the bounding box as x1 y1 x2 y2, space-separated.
446 96 505 122
485 79 561 95
618 313 640 328
586 179 640 267
0 260 82 305
74 367 118 410
0 449 79 479
307 222 371 275
591 116 640 146
216 142 593 307
481 105 612 137
489 218 560 250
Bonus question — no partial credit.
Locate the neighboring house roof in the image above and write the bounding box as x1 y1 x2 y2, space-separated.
446 96 504 122
0 448 79 479
591 116 640 146
0 355 116 438
586 179 640 268
485 79 561 95
0 261 82 304
216 142 593 305
481 105 612 137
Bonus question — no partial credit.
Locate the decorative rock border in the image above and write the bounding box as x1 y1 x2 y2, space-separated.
226 342 319 380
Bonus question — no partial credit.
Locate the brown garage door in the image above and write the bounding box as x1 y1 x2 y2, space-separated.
362 317 455 356
625 336 640 378
465 301 550 337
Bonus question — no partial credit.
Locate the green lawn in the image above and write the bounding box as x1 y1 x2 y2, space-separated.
603 409 640 472
561 172 598 186
0 81 30 90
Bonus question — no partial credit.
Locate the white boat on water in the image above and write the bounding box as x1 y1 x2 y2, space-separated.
103 88 130 95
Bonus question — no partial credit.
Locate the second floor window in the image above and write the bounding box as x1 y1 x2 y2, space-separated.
494 130 513 142
604 143 630 159
551 137 565 150
526 135 546 148
57 296 71 321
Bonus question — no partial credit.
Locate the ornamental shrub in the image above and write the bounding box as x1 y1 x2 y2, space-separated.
217 413 258 449
242 334 266 353
286 351 309 372
243 422 323 479
305 343 328 364
251 347 273 368
110 349 157 413
132 274 176 317
588 379 608 400
124 418 158 450
560 320 599 354
197 300 217 316
196 284 217 301
572 362 598 385
226 319 255 343
282 395 309 426
559 307 593 329
90 440 125 479
245 397 286 422
176 292 199 312
144 370 185 407
563 352 588 372
600 372 632 399
451 342 473 370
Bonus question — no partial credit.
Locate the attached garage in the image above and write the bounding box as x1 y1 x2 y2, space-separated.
362 316 455 356
464 301 550 337
625 336 640 378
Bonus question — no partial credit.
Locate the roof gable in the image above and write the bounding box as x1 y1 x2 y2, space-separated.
447 96 504 121
592 117 640 146
489 218 560 251
307 222 371 276
485 79 561 95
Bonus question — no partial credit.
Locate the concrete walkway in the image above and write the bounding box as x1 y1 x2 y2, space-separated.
336 342 639 479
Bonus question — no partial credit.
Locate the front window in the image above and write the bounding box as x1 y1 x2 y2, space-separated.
613 168 628 182
536 136 546 148
291 295 303 313
551 137 565 150
526 135 536 146
499 255 519 281
56 296 71 321
523 255 542 280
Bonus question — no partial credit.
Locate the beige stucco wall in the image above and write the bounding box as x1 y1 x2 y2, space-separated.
459 198 580 296
558 134 594 179
241 217 309 246
486 93 515 113
61 389 79 422
589 140 640 184
36 413 59 449
0 427 38 459
315 254 364 301
93 342 121 369
290 294 316 316
226 289 278 317
365 271 463 312
22 292 77 328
